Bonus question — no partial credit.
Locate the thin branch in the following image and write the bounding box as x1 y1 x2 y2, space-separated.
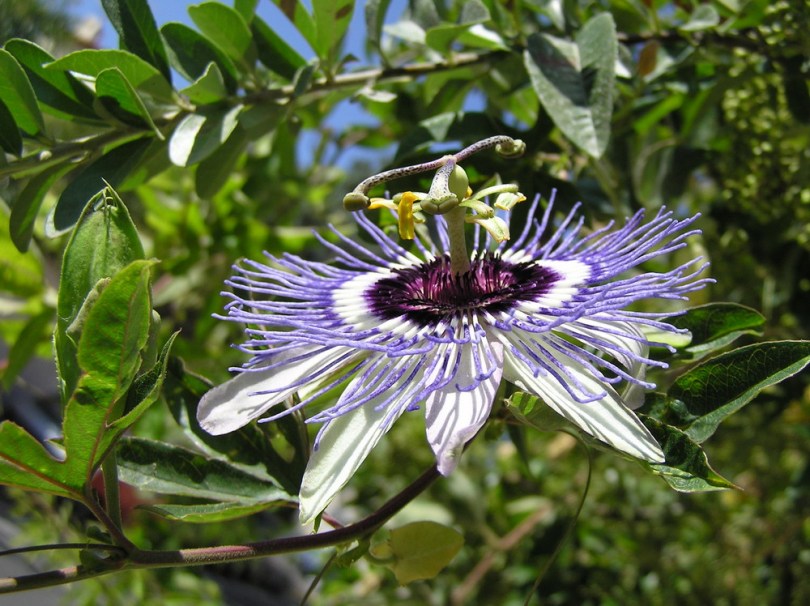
0 465 441 594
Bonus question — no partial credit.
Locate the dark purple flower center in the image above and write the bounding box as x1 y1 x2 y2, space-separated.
366 254 562 324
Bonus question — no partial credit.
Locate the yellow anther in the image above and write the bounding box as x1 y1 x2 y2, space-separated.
397 191 418 239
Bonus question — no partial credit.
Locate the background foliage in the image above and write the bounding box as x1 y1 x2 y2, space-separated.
0 0 808 604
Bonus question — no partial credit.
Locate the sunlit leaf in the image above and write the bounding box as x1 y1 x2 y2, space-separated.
117 437 289 503
425 0 489 52
679 4 720 32
370 521 464 584
4 39 98 121
524 13 617 157
0 48 45 136
188 2 257 70
54 189 145 403
161 22 238 92
270 0 316 51
640 415 735 492
365 0 394 56
139 501 272 523
101 0 172 83
168 105 243 167
251 15 308 80
95 67 161 135
666 303 765 360
312 0 354 63
180 62 228 105
47 49 174 103
670 341 810 443
51 138 155 232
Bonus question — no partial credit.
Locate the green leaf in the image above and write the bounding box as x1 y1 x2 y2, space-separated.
164 358 305 496
506 391 571 433
425 0 490 53
365 0 394 56
234 0 259 22
51 138 154 232
61 259 156 482
4 39 98 121
95 67 161 135
524 13 617 158
161 22 239 92
0 100 22 155
10 162 72 252
670 341 810 443
0 423 76 499
0 205 43 296
1 309 53 390
640 415 735 492
47 49 174 103
666 303 765 359
188 2 257 70
679 4 720 32
271 0 316 51
180 62 228 105
370 521 464 584
139 501 272 523
117 437 288 503
251 15 308 80
101 0 172 83
194 126 249 198
0 48 45 136
312 0 354 62
168 105 243 167
55 188 145 403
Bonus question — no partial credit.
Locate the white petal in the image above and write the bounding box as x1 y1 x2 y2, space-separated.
298 365 418 524
197 346 352 435
567 319 650 409
425 341 504 475
502 345 664 462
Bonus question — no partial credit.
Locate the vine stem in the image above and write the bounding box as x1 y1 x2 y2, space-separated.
0 465 441 594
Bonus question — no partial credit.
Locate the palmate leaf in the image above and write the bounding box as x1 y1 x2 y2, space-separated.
524 13 617 158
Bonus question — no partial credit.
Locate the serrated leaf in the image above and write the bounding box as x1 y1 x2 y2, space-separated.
640 415 734 492
524 13 617 158
371 521 464 584
139 501 272 523
10 162 72 252
188 2 257 71
101 0 172 83
670 341 810 443
164 358 305 496
50 138 155 233
95 67 161 135
0 48 45 136
161 22 238 92
4 39 98 121
180 62 228 105
168 105 243 167
666 303 765 359
117 437 288 503
55 188 145 403
46 49 174 103
251 15 308 80
0 100 22 155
